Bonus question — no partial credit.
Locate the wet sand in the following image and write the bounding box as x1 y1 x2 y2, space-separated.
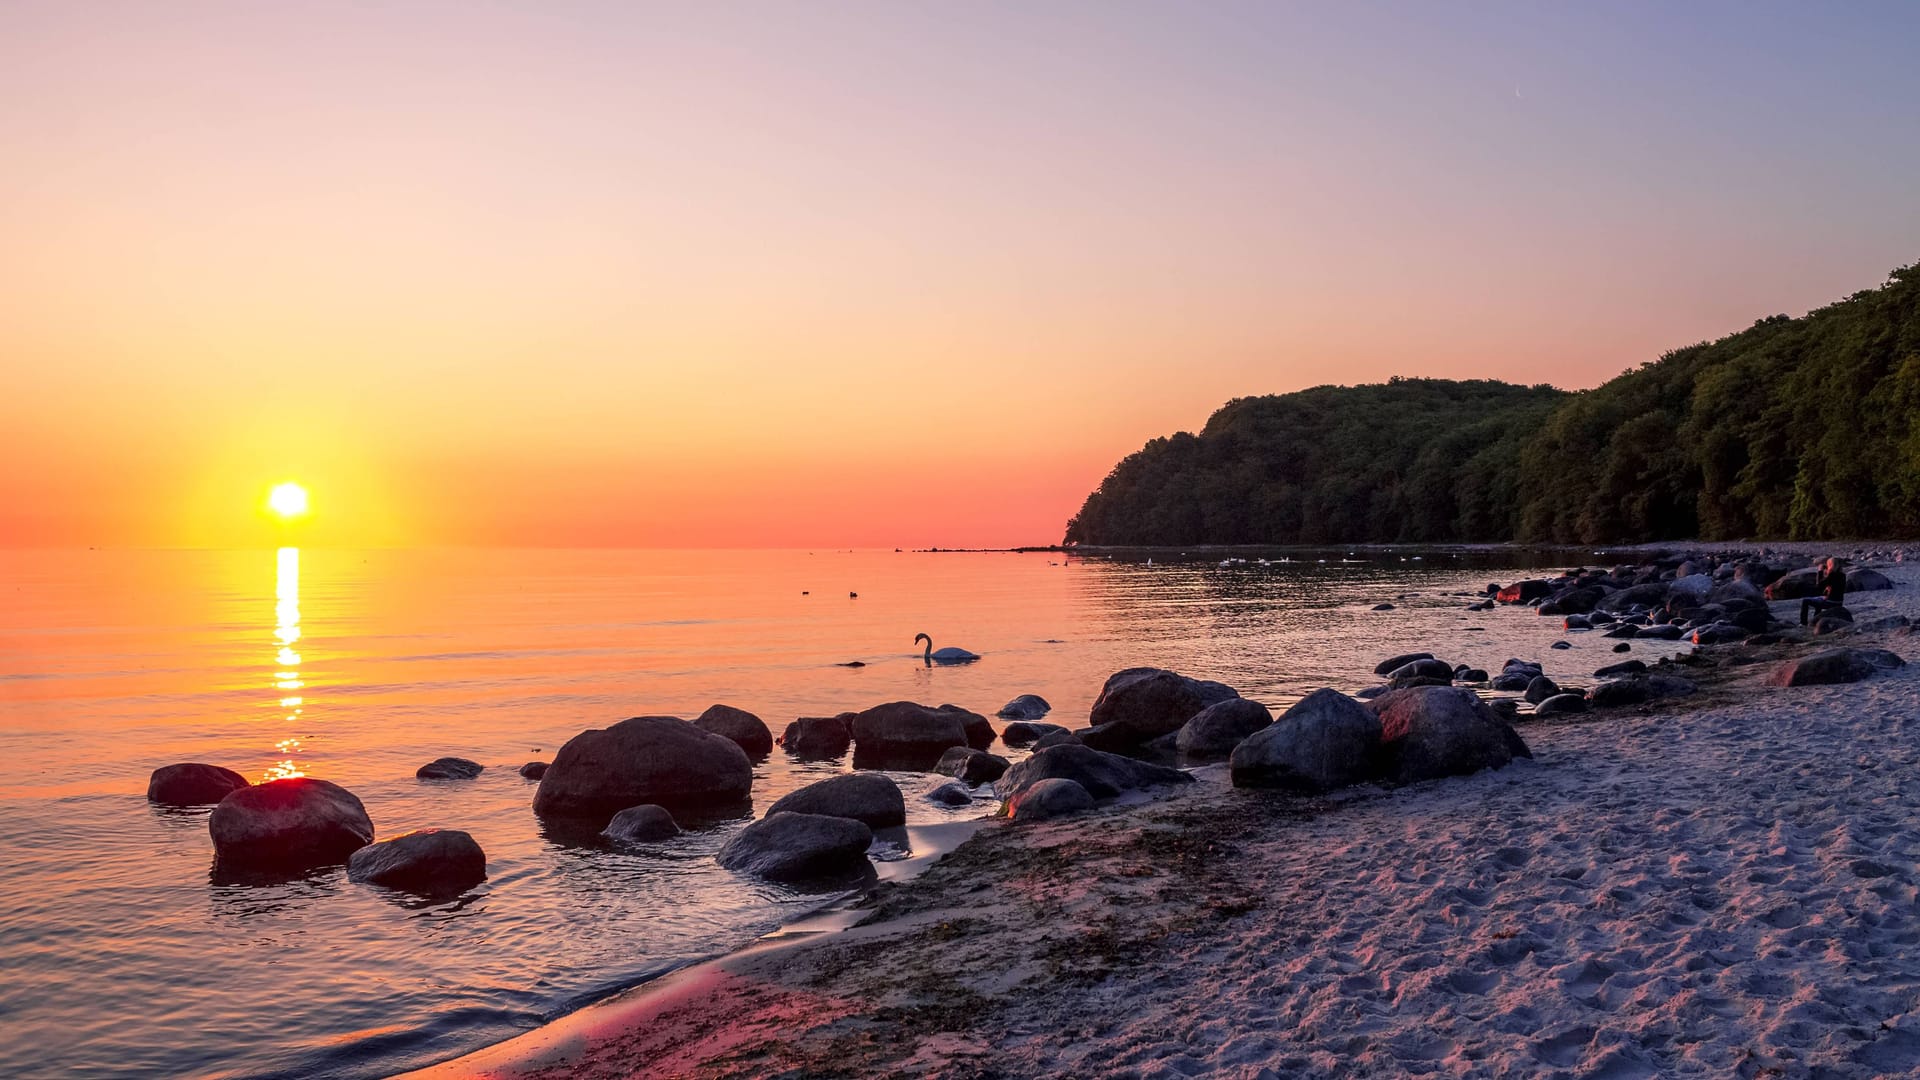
412 558 1920 1080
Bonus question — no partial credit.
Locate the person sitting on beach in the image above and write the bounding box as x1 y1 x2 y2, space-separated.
1799 557 1848 625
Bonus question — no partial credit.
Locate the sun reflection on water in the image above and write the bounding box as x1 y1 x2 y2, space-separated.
262 547 306 782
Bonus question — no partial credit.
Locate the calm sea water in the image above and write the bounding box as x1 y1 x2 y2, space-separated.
0 546 1640 1079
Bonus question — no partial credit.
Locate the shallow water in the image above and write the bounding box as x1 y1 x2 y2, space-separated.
0 546 1653 1079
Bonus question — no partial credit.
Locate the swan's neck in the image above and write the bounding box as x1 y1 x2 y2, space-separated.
922 640 932 660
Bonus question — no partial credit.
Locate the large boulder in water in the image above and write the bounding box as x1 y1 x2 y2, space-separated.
779 715 853 758
935 746 1010 785
347 829 486 892
716 812 873 883
996 744 1192 803
1387 658 1454 683
1767 648 1905 688
1006 778 1095 821
1368 686 1529 785
532 715 753 820
1087 668 1239 744
848 701 971 768
148 763 249 806
416 756 483 780
695 704 773 757
1372 651 1434 676
1175 697 1274 757
209 778 374 869
936 703 997 749
602 804 681 842
766 772 906 828
1229 688 1381 793
997 694 1052 720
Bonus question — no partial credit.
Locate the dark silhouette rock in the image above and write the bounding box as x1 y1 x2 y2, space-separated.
848 701 971 766
1523 675 1560 704
935 747 1010 785
1006 778 1095 821
996 744 1192 803
1598 582 1670 613
695 704 774 758
997 694 1052 720
1175 697 1275 758
780 715 854 758
532 716 753 820
1229 688 1382 793
1031 729 1079 750
1764 567 1822 601
1086 668 1239 744
209 778 374 869
602 804 680 842
1387 658 1454 682
1767 648 1906 688
1454 668 1489 682
1550 640 1573 650
347 829 486 892
1594 659 1647 678
1371 602 1396 611
766 772 906 828
416 757 483 780
519 761 549 780
1691 623 1748 645
1589 679 1652 708
1533 694 1589 718
1848 568 1894 592
147 763 249 806
716 812 873 883
1634 624 1685 640
935 703 997 749
1368 686 1528 785
926 782 974 807
1001 721 1070 746
1496 580 1550 604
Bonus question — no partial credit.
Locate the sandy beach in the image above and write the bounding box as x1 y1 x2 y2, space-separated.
412 554 1920 1080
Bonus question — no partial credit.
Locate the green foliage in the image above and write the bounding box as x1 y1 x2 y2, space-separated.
1066 262 1920 545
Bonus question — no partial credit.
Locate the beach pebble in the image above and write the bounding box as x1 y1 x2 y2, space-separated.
532 716 753 820
347 828 486 892
601 804 680 843
1230 688 1381 793
935 747 1010 785
716 812 873 883
416 757 484 780
766 772 906 829
1087 667 1240 745
694 704 774 758
1767 648 1906 688
996 694 1052 720
1175 697 1275 758
779 715 854 759
209 777 374 870
519 761 549 780
1369 686 1529 784
996 744 1192 803
926 782 974 807
147 762 249 806
1006 778 1095 821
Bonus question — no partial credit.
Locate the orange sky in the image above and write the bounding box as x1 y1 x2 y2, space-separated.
4 3 1917 548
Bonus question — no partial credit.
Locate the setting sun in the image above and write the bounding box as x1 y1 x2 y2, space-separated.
267 482 309 519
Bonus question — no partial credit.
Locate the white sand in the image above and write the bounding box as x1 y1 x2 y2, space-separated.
418 559 1920 1080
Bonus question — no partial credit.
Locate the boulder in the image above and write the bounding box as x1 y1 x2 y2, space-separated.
1496 580 1550 604
849 701 971 766
1006 778 1096 821
935 747 1011 785
1086 667 1239 744
936 704 997 749
1368 686 1528 784
416 757 484 780
1001 721 1070 746
1603 624 1640 639
1668 574 1714 605
926 782 975 807
997 694 1053 720
1454 667 1489 682
1533 694 1589 718
695 704 774 757
209 778 375 869
148 763 249 806
601 804 681 842
1848 568 1894 592
346 828 486 892
1593 659 1647 678
996 744 1192 803
1175 697 1275 757
1589 674 1692 707
780 715 854 758
1489 698 1521 723
766 772 906 828
1691 623 1748 645
716 812 873 883
1523 676 1560 705
532 716 754 820
1634 623 1685 640
1709 579 1765 607
519 761 549 780
1229 688 1382 793
1598 583 1670 613
1032 729 1080 750
1387 658 1455 682
1489 672 1532 692
1764 567 1822 601
1767 648 1906 688
1373 652 1433 676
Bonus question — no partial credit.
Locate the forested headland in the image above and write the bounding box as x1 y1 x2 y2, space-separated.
1064 261 1920 546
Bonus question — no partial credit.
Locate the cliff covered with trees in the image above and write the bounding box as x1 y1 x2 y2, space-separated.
1065 262 1920 546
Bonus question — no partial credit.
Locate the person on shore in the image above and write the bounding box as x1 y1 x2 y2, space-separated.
1799 557 1848 625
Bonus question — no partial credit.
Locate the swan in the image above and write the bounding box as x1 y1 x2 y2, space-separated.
915 633 980 665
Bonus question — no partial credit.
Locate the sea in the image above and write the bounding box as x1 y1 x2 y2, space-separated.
0 545 1656 1079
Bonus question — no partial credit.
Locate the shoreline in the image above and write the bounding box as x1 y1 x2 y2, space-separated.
410 549 1920 1079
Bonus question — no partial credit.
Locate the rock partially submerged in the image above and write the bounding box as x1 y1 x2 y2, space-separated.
996 744 1192 803
519 761 549 780
602 804 681 843
716 812 873 883
148 763 249 806
849 701 972 767
780 715 853 759
1369 686 1530 785
1767 648 1906 688
1006 778 1095 821
1229 688 1381 794
1001 721 1070 746
532 716 753 820
416 757 483 780
1174 697 1274 757
766 772 906 828
997 694 1052 720
1087 668 1239 745
926 782 974 807
694 704 774 757
347 829 486 892
935 747 1010 785
209 778 375 869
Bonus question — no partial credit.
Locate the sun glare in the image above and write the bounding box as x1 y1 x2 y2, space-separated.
268 482 309 519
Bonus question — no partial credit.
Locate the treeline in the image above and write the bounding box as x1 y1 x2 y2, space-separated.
1065 262 1920 546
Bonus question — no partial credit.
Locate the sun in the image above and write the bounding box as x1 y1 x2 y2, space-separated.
267 482 310 519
